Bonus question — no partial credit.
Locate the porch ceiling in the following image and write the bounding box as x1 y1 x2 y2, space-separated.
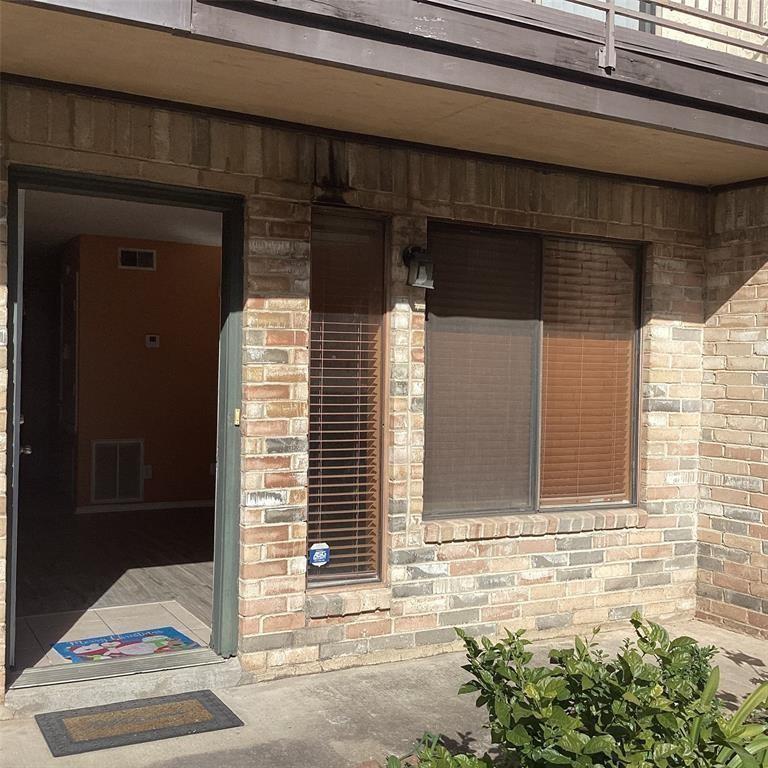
2 1 767 186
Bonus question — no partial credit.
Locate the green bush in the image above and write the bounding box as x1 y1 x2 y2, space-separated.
387 615 768 768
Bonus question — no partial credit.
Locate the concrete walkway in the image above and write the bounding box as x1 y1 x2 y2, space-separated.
2 619 766 768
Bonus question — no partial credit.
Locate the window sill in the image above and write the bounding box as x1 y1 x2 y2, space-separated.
422 507 647 544
305 586 391 619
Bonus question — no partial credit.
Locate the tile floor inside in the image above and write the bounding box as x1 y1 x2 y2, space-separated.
15 600 211 669
13 507 215 674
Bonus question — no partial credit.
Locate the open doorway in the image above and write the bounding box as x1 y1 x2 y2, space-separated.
6 172 243 685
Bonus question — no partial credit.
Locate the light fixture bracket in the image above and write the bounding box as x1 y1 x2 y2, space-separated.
402 245 434 289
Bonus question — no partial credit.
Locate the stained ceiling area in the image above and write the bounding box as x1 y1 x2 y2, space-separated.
24 191 222 253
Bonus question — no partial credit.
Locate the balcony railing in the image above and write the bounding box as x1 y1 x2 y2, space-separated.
425 0 768 71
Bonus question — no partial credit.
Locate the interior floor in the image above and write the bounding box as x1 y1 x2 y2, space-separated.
14 507 214 670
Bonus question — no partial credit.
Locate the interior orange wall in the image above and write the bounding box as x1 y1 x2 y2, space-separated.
74 234 221 506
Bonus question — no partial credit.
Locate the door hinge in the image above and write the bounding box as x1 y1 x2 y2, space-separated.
233 408 241 427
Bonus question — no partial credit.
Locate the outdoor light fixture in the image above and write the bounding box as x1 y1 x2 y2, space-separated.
402 245 434 289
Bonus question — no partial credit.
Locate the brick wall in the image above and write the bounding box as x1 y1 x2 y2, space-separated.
698 183 768 639
0 82 710 693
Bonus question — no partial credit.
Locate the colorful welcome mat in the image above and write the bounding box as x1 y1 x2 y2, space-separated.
35 690 243 756
52 627 199 663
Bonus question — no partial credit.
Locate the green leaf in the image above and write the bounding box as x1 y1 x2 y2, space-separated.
523 682 540 700
731 683 768 730
731 744 761 768
538 747 575 765
494 695 511 728
584 735 617 755
701 667 721 708
558 731 589 754
652 742 678 759
549 705 580 731
656 713 679 731
622 650 645 680
543 678 567 699
507 724 531 747
690 715 703 746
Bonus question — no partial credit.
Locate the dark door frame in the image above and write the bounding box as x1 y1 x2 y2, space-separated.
5 166 244 669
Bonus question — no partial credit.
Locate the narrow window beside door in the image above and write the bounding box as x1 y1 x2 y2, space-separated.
307 211 384 583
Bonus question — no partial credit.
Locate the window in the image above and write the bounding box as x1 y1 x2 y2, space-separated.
307 210 384 583
424 226 540 516
540 240 638 506
424 224 639 517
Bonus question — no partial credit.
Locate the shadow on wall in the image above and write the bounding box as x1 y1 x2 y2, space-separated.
706 183 768 322
705 247 768 323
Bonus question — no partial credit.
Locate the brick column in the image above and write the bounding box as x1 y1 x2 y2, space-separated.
698 184 768 639
239 195 312 671
388 215 447 638
388 217 428 549
637 242 703 616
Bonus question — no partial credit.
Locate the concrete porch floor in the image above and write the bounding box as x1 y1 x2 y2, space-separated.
1 618 766 768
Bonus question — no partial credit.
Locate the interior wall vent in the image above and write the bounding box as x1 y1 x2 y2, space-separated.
92 439 144 503
118 248 156 270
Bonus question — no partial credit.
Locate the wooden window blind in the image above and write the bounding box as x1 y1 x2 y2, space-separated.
540 239 638 506
308 211 384 583
423 225 540 517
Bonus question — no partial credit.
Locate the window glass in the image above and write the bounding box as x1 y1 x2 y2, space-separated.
308 211 384 581
540 239 638 506
424 225 540 516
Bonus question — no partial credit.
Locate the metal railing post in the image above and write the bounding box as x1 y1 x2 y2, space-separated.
599 0 618 72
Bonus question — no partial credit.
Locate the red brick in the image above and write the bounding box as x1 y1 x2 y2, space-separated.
345 618 391 639
263 612 306 632
242 525 291 544
241 560 289 579
244 384 291 401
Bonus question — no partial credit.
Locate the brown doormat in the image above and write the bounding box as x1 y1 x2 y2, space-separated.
35 689 243 757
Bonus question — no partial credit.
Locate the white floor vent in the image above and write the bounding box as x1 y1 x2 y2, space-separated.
92 439 144 503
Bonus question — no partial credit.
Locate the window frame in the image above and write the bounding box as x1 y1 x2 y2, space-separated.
306 206 390 588
422 223 543 518
422 221 643 520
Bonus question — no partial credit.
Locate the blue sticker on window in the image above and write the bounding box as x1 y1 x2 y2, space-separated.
308 542 331 567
